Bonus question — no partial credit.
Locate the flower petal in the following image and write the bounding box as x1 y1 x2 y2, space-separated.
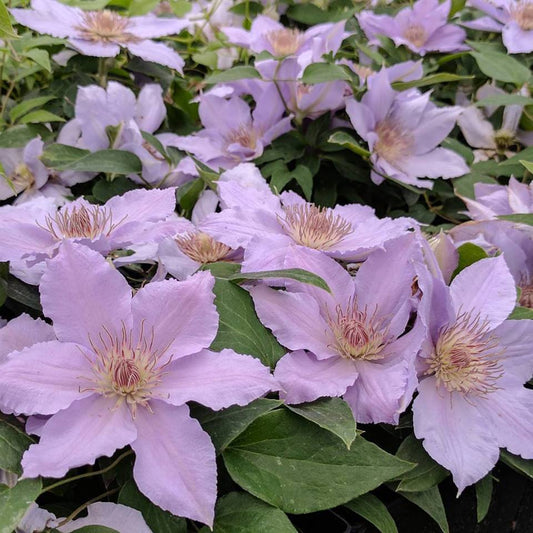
0 341 92 415
274 350 357 404
0 314 54 360
126 40 184 72
131 271 218 358
40 242 133 347
22 396 136 478
155 348 276 410
132 402 216 526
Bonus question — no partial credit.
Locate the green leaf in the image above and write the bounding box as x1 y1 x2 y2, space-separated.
520 160 533 173
128 0 160 15
292 164 313 200
287 398 357 449
70 527 120 533
24 48 51 72
0 125 50 148
498 213 533 225
0 1 16 39
397 486 449 533
202 262 241 279
474 94 533 108
301 63 351 84
6 275 41 311
392 73 473 90
210 279 286 368
9 96 56 123
395 435 448 492
453 173 498 199
92 177 138 203
204 66 261 84
191 399 282 454
475 475 492 523
214 492 296 533
176 178 205 211
508 306 533 320
118 480 187 533
168 0 192 17
500 450 533 479
19 110 64 124
451 243 488 279
0 418 34 475
0 478 42 533
345 493 398 533
223 409 415 514
286 3 354 24
228 268 330 293
327 131 371 157
470 48 531 85
41 144 142 174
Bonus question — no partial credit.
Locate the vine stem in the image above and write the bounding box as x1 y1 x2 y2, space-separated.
40 449 133 495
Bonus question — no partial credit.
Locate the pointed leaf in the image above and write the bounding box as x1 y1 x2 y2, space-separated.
475 475 492 523
345 493 398 533
0 478 42 533
229 268 330 293
0 418 34 475
397 486 449 533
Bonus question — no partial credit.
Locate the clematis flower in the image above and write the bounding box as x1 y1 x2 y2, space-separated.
10 0 188 71
0 243 276 526
0 188 183 284
200 171 416 271
0 138 69 204
358 0 468 55
346 69 469 188
171 89 292 170
457 83 533 161
413 256 533 492
465 0 533 53
250 236 424 424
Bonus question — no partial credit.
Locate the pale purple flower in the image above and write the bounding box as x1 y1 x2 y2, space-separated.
346 69 469 188
358 0 468 55
422 230 459 284
457 83 533 161
171 89 292 170
414 256 533 492
345 59 424 88
251 236 424 423
200 171 416 271
0 243 276 525
11 0 188 71
0 138 69 204
0 188 181 284
466 0 533 53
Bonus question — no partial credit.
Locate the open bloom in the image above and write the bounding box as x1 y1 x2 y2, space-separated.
358 0 468 55
200 171 416 271
346 69 469 188
11 0 188 70
0 188 183 284
0 243 276 526
172 89 292 170
414 256 533 491
0 138 69 204
250 236 424 424
466 0 533 53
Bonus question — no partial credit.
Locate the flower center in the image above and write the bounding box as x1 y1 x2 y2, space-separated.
42 204 125 240
426 313 503 395
352 64 374 82
226 125 257 151
266 28 303 56
328 300 389 361
374 119 413 165
175 232 232 263
494 128 516 151
512 2 533 30
403 24 428 48
279 203 352 250
84 324 170 416
77 10 137 44
519 282 533 308
7 163 35 192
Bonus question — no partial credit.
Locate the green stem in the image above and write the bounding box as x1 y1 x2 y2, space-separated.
40 449 133 495
97 57 109 88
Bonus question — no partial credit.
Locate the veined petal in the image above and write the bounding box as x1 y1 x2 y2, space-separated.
22 395 137 478
40 242 133 348
0 314 54 360
0 341 92 415
126 40 184 73
132 402 216 526
131 271 218 358
274 350 358 404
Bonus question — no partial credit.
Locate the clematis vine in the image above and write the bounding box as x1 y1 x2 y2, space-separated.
11 0 188 70
414 256 533 491
250 236 424 424
346 69 469 188
358 0 468 55
466 0 533 53
0 243 276 526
